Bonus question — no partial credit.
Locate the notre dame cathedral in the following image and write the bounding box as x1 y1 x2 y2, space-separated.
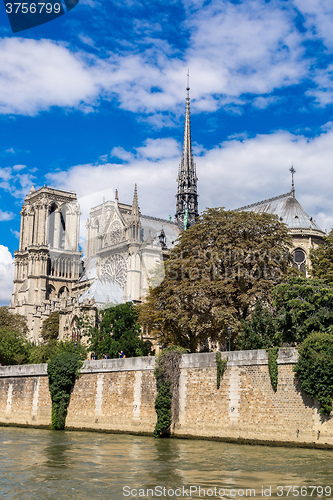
10 85 325 341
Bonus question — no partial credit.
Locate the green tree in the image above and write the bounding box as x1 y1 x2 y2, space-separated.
0 307 30 365
0 328 31 365
140 208 291 351
237 301 281 350
88 302 153 359
40 312 60 343
28 339 87 364
0 306 28 336
294 332 333 416
273 277 333 345
310 229 333 283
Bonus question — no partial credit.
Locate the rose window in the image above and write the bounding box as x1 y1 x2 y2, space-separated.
100 254 127 289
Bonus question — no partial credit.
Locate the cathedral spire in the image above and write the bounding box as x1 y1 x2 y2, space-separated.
131 183 140 223
290 165 296 198
175 72 198 230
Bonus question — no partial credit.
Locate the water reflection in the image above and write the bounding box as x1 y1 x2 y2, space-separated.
0 427 333 499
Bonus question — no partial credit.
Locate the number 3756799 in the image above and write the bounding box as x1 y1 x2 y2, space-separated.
5 3 61 14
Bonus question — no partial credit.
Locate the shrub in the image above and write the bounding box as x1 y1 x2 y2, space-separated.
294 332 333 416
47 352 83 430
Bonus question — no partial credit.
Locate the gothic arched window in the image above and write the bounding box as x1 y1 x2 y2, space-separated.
292 248 306 275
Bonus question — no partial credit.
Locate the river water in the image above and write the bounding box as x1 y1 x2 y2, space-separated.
0 427 333 500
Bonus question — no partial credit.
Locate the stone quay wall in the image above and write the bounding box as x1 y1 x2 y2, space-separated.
0 349 332 448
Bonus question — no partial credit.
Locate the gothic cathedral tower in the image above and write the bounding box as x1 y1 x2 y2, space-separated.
10 186 81 340
175 77 199 229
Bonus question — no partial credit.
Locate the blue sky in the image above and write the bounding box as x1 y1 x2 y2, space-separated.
1 0 333 304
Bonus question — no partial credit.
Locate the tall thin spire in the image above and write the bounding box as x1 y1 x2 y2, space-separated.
131 183 140 222
175 72 198 229
129 184 140 242
290 165 296 198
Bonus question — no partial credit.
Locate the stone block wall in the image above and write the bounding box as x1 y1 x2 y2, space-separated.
0 349 332 447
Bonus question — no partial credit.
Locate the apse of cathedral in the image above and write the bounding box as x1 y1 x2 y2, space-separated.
9 85 325 341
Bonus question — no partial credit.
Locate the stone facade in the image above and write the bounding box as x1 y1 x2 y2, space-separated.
1 350 333 448
9 186 81 339
9 184 179 341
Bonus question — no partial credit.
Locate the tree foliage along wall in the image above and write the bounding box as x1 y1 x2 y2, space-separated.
237 300 280 350
0 307 30 365
28 340 87 365
140 208 291 352
310 229 333 284
47 352 83 430
0 306 28 336
0 328 31 366
294 332 333 416
273 277 333 344
88 302 153 359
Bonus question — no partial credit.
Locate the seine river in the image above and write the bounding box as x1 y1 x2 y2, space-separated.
1 427 333 500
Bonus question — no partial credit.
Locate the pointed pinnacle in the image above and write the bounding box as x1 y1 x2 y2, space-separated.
131 183 140 221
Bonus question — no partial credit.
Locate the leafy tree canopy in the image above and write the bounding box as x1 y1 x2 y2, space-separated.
310 229 333 283
237 301 281 350
0 307 30 365
40 312 60 343
0 306 28 336
88 302 153 359
140 208 291 352
273 277 333 345
0 328 31 365
28 339 87 364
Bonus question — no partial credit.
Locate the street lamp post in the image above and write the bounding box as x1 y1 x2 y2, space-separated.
227 327 231 352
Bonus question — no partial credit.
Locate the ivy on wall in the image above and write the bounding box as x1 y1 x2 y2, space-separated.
154 346 187 438
215 352 228 389
267 347 279 392
47 352 83 430
294 332 333 416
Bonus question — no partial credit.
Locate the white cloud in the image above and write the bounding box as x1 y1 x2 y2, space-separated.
253 96 282 109
307 64 333 106
136 138 180 160
12 164 26 171
0 210 15 221
110 147 134 162
0 165 35 199
0 0 313 117
293 0 333 48
0 245 14 306
0 38 97 115
46 128 333 248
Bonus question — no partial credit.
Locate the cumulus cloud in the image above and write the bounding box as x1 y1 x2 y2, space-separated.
0 38 97 115
0 210 15 221
47 128 333 247
0 165 35 198
293 0 333 48
0 245 14 306
0 0 319 117
307 64 333 106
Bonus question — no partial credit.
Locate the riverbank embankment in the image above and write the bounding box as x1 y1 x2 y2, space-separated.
0 349 331 448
